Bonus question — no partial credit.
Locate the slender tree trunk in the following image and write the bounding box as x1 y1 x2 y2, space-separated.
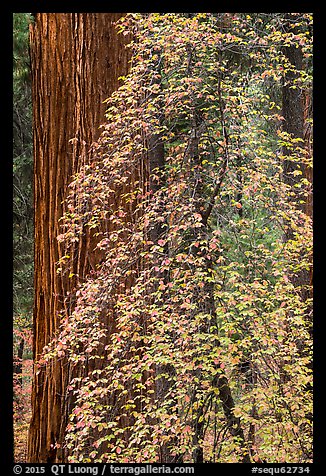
187 80 250 463
282 38 312 323
27 13 129 463
282 44 304 180
303 89 313 220
145 54 182 463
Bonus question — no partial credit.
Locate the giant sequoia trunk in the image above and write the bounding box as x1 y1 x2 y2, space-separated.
27 13 129 463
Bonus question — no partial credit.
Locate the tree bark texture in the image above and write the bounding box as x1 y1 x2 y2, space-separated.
282 42 313 310
28 13 129 463
282 44 304 191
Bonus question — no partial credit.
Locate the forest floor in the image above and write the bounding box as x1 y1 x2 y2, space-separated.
14 358 32 462
14 418 30 462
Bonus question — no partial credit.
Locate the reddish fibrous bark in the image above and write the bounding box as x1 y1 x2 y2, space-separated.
28 13 130 463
